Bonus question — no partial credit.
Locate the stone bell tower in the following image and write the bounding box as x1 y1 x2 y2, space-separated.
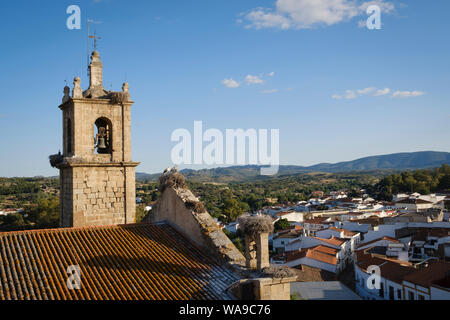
50 51 139 227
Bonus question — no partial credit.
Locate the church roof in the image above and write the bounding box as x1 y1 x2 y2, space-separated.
0 223 240 300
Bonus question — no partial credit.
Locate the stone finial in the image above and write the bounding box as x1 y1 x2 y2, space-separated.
73 77 82 98
122 82 130 101
88 50 104 93
62 85 70 103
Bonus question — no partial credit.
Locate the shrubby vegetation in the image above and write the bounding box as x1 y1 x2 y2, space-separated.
1 166 449 231
368 164 450 201
0 196 59 231
274 218 290 232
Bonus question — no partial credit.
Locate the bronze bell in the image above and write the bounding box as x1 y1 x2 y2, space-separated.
97 137 107 149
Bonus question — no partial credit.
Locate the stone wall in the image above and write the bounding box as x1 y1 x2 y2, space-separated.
61 165 136 227
148 175 245 269
230 277 296 300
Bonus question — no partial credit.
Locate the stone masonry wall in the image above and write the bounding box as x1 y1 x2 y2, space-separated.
149 181 245 269
62 166 134 227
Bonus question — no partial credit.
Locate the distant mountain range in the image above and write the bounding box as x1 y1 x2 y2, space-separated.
136 151 450 183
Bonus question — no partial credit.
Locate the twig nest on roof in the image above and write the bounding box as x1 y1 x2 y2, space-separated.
159 171 187 192
49 153 64 168
185 200 206 213
238 215 274 237
109 91 129 104
259 266 298 279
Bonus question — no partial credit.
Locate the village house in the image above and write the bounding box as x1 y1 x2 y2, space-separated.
354 249 450 300
302 217 333 236
275 210 304 223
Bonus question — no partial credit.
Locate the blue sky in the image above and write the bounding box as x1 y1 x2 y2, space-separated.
0 0 449 177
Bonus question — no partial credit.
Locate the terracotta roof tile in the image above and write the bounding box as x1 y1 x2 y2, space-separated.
403 261 450 287
0 223 239 300
356 255 414 284
306 249 337 266
358 236 399 248
312 236 346 247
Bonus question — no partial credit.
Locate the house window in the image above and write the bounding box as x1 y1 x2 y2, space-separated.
389 286 394 300
408 291 414 300
418 295 425 300
397 289 402 300
379 283 384 298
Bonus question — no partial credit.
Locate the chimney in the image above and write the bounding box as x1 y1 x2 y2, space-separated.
238 215 274 271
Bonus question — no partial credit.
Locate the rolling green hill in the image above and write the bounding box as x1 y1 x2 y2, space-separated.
136 151 450 183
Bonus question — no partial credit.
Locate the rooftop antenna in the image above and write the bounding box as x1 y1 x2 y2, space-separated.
89 30 102 51
86 19 102 78
87 19 92 78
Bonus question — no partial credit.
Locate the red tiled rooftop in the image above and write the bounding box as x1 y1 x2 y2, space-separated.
306 249 337 266
312 236 346 247
312 245 339 256
356 253 414 284
0 223 239 300
403 261 450 288
304 218 329 225
357 236 399 248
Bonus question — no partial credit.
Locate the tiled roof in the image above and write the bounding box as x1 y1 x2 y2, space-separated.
283 245 338 266
312 236 346 247
303 218 330 225
357 236 399 248
403 261 450 288
395 198 433 204
356 257 414 284
0 223 240 300
306 247 337 266
312 245 339 256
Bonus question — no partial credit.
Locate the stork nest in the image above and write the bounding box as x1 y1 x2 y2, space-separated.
238 215 274 237
159 172 187 192
109 92 129 104
49 153 64 168
259 266 298 279
185 200 206 213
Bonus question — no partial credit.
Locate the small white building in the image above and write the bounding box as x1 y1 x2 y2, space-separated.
276 211 304 223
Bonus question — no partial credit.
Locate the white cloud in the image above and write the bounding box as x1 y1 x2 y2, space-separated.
261 89 279 94
345 90 357 99
268 71 275 77
359 1 395 14
242 0 395 30
357 87 376 95
222 78 240 88
392 90 426 98
245 74 265 84
373 87 390 96
332 87 426 100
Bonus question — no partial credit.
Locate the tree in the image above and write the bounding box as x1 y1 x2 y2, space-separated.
274 218 290 232
221 198 244 222
0 213 25 231
135 205 147 222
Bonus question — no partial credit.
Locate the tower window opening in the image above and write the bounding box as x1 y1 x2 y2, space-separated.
94 118 112 154
67 118 73 154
